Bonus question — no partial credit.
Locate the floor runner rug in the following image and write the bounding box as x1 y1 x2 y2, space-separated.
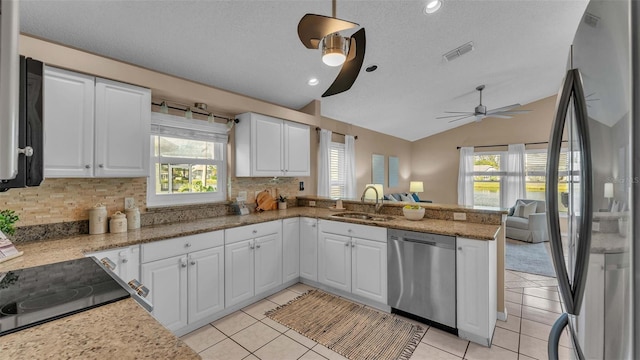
265 290 425 360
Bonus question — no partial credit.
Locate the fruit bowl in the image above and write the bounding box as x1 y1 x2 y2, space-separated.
402 205 425 221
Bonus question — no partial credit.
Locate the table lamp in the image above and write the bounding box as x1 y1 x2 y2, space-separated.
410 181 424 194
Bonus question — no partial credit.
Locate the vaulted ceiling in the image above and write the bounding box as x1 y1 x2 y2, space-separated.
20 0 588 141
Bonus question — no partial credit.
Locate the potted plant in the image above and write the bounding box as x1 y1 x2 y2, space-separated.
278 195 288 210
0 209 19 237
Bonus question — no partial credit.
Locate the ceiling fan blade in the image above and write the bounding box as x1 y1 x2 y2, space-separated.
322 28 365 97
447 115 475 123
437 114 475 119
487 115 513 119
298 14 359 49
494 110 532 115
443 111 476 114
486 103 522 114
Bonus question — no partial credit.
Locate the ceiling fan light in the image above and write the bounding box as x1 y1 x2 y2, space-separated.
425 0 442 14
322 33 349 67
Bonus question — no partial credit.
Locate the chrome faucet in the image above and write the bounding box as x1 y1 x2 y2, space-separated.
361 185 384 214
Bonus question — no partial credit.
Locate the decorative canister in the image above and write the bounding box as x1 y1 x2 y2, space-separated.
89 203 108 235
110 211 128 233
125 207 140 230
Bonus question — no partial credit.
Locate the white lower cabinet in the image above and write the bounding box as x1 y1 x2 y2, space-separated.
140 231 224 332
456 236 497 346
318 220 387 304
225 221 282 308
282 218 300 283
87 245 140 283
299 217 318 281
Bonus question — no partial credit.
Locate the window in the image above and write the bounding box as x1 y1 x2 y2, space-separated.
147 113 227 207
472 149 573 211
329 141 346 198
472 153 504 207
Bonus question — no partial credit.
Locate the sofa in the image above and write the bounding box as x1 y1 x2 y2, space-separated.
506 199 548 243
383 192 432 203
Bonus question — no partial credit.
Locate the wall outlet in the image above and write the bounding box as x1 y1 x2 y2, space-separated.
237 191 247 202
124 197 135 209
309 200 316 207
592 222 600 232
453 212 467 221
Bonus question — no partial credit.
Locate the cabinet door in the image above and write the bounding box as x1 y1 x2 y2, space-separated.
188 246 225 323
43 66 95 177
255 232 283 295
282 218 300 283
94 78 150 177
351 238 387 304
300 218 318 281
141 255 188 332
251 114 283 176
456 237 496 345
318 232 351 292
225 239 255 307
283 121 310 176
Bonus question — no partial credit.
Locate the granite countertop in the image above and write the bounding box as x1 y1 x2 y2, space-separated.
1 207 501 272
0 298 199 360
0 206 500 358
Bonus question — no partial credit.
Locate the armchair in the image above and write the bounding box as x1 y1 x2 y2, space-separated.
505 199 548 243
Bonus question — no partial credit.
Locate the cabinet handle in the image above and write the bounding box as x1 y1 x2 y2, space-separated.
348 229 352 233
185 243 191 248
256 244 261 249
121 258 128 264
191 260 196 266
249 243 255 250
351 242 355 248
85 164 91 169
312 224 316 228
98 164 104 168
345 242 349 247
252 230 258 234
180 260 187 268
457 246 463 251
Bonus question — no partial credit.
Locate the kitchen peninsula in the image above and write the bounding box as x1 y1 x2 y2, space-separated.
0 202 505 358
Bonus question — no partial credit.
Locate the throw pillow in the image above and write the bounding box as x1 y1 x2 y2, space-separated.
399 193 415 202
611 200 619 212
411 193 420 202
522 201 537 218
508 206 515 216
386 195 398 202
513 200 525 217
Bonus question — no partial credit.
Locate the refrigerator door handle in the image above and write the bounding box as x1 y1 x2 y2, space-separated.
546 68 593 315
548 313 569 360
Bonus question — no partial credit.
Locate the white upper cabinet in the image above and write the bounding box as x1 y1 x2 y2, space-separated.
43 66 151 178
43 67 95 177
235 112 310 177
94 78 151 177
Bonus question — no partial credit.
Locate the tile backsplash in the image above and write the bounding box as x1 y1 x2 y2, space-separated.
0 178 147 227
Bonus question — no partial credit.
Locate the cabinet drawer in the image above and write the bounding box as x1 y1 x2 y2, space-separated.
141 231 223 263
318 220 387 242
225 220 281 245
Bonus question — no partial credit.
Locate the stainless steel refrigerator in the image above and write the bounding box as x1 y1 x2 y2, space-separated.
545 0 637 359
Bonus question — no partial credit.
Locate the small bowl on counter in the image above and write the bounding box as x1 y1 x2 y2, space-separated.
402 206 425 221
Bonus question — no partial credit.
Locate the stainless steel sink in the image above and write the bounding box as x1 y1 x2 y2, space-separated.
331 212 394 222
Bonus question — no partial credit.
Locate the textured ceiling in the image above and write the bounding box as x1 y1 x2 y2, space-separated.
20 0 588 141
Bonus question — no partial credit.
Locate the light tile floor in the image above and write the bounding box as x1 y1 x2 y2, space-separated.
182 271 571 360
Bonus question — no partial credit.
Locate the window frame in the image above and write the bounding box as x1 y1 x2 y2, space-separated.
147 113 228 208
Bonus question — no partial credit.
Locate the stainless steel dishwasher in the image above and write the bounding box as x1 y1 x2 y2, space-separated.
388 229 456 330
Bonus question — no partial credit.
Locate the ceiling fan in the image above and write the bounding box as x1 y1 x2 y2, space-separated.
297 0 366 97
437 85 531 123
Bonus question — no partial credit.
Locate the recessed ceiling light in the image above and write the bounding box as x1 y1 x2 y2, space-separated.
308 78 319 86
425 0 442 14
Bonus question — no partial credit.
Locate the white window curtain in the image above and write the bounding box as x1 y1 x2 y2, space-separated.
504 143 526 208
458 147 474 206
317 129 332 197
344 135 356 198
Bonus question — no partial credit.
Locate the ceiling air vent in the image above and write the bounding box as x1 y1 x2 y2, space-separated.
443 41 474 62
584 12 600 28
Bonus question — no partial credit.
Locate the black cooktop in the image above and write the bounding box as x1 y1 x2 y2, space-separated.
0 257 130 336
